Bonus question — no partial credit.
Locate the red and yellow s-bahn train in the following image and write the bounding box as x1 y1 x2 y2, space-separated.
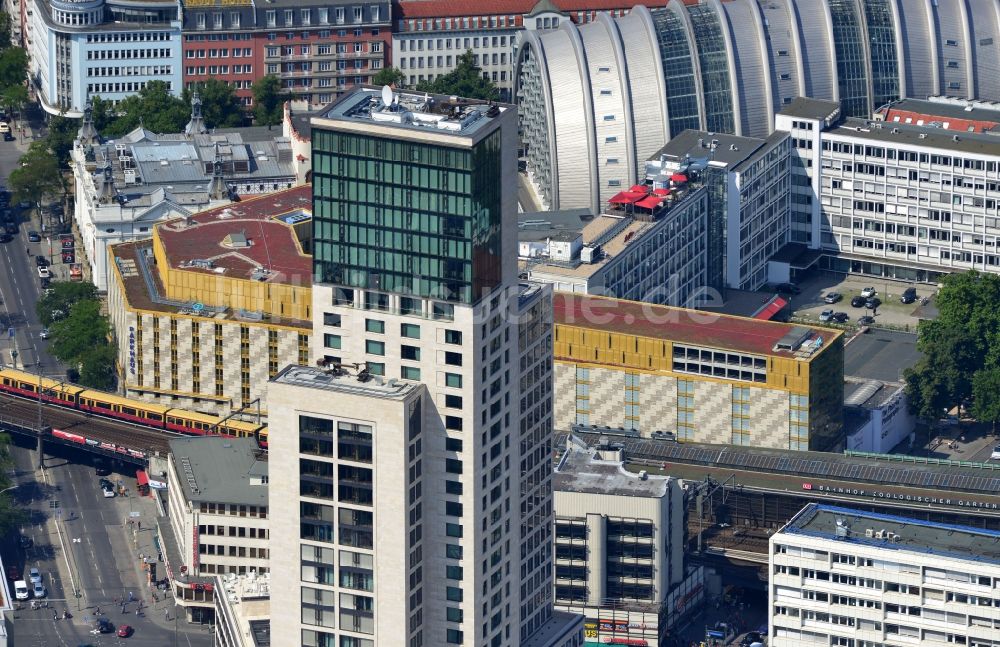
0 368 268 445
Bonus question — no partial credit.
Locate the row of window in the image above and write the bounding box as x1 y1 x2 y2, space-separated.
85 48 173 61
398 35 510 52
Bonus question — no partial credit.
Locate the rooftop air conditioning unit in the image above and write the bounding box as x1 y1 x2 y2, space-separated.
874 530 885 539
865 529 874 538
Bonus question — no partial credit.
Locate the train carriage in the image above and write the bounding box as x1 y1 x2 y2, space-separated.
77 390 170 426
164 409 221 435
0 368 85 406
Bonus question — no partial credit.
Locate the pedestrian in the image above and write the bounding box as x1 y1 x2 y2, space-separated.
135 608 139 616
113 597 119 605
137 521 141 530
128 591 134 602
164 608 169 620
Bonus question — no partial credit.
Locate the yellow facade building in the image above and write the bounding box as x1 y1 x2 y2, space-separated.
107 186 314 415
553 293 844 451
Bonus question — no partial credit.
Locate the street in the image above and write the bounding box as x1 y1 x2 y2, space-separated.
4 440 210 646
0 121 64 378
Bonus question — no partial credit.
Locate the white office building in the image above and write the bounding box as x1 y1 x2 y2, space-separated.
776 97 1000 282
26 0 183 116
214 572 271 647
267 87 582 647
769 503 1000 647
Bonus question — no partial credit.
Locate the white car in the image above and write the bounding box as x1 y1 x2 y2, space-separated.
860 286 877 298
28 567 40 585
37 266 50 279
102 486 116 498
32 582 46 598
13 580 28 600
819 309 834 322
991 445 1000 461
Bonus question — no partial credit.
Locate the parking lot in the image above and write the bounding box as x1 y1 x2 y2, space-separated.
779 272 938 331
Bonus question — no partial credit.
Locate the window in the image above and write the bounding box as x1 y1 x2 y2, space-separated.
445 437 463 451
444 352 462 366
445 459 462 474
446 607 463 622
445 373 462 388
365 319 384 334
444 330 462 345
401 345 421 361
446 586 462 601
401 324 420 339
445 416 462 431
401 366 421 380
367 363 384 376
323 334 341 349
323 313 341 327
445 523 462 537
447 630 463 644
445 394 462 409
365 340 385 356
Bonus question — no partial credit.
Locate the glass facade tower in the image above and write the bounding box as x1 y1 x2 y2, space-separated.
312 128 503 305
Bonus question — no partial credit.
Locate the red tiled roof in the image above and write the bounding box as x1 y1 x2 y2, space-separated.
554 292 836 357
753 296 788 321
882 108 999 134
156 185 313 286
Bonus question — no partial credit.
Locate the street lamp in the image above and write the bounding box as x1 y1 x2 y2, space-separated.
0 483 21 495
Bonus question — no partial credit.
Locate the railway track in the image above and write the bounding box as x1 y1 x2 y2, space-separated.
0 391 174 455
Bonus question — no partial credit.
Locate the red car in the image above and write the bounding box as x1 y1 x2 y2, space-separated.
117 625 132 638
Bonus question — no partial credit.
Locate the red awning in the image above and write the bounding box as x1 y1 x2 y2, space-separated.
652 188 670 196
629 184 648 193
635 195 663 210
608 191 645 205
136 469 149 486
754 296 788 320
671 173 688 183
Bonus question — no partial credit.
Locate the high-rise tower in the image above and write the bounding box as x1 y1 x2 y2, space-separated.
267 87 582 647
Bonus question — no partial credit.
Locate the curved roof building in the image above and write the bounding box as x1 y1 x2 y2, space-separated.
516 0 1000 212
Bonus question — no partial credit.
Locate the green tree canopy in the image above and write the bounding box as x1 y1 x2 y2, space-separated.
9 141 63 206
252 74 289 127
0 46 26 93
94 81 189 138
78 345 117 390
0 432 27 535
0 13 12 50
971 367 1000 435
905 271 1000 421
49 299 110 363
1 84 27 116
36 281 99 326
372 67 406 88
183 79 245 129
415 50 499 101
45 113 81 165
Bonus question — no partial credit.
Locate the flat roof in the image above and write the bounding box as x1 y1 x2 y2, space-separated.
155 185 313 285
554 292 839 358
319 86 510 140
843 330 921 383
782 503 1000 564
553 437 671 497
649 129 772 169
518 208 594 242
778 97 842 121
832 118 1000 156
845 380 901 409
560 432 1000 499
271 365 421 400
168 436 268 506
880 97 1000 124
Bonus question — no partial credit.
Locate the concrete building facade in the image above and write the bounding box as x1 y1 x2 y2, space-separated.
516 0 1000 213
214 572 271 647
769 503 1000 647
552 293 845 451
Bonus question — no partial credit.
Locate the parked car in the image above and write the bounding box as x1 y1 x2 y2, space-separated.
37 267 50 279
32 582 46 598
900 287 918 304
18 535 31 549
819 309 834 322
775 282 801 295
6 566 18 581
832 312 850 323
823 292 842 304
102 486 116 498
651 431 676 441
99 478 113 490
4 221 16 234
0 232 11 243
27 230 40 242
28 567 41 585
991 445 1000 461
866 297 882 310
39 329 49 340
35 255 48 267
3 131 13 142
858 315 876 326
13 580 28 600
860 286 877 298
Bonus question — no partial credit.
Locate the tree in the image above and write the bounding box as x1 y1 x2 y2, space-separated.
96 81 188 138
0 82 26 117
49 299 110 364
45 113 81 165
415 50 499 101
36 281 99 327
9 141 63 206
0 47 26 92
183 79 245 129
0 13 12 50
372 67 406 88
90 95 116 133
905 271 1000 421
252 74 289 128
78 345 117 390
0 432 27 535
971 368 1000 435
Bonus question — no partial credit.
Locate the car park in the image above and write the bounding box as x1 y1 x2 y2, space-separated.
858 315 876 326
819 309 834 322
27 230 40 242
901 287 917 304
823 292 842 304
866 297 882 310
832 312 850 323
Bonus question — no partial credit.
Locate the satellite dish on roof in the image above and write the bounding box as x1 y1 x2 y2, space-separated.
381 85 393 107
